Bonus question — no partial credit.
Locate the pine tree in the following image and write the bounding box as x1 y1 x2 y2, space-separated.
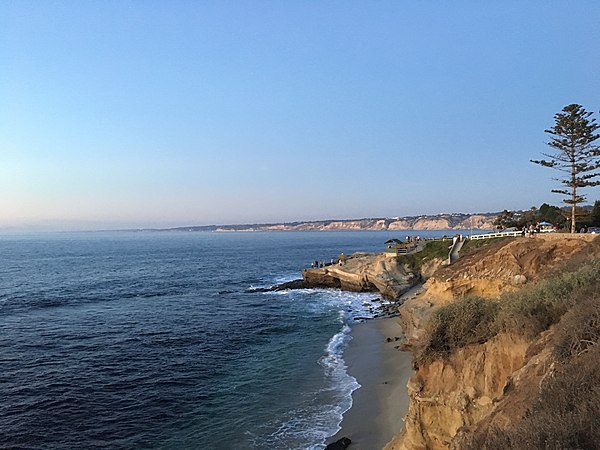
591 200 600 227
531 104 600 233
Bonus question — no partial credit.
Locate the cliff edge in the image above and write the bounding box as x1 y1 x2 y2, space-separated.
387 234 600 450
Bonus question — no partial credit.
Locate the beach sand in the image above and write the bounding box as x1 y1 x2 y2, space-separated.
329 317 413 449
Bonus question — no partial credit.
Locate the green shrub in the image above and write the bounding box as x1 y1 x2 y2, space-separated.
460 237 510 256
553 288 600 361
397 239 452 273
456 277 600 450
417 297 500 364
498 260 600 338
417 260 600 364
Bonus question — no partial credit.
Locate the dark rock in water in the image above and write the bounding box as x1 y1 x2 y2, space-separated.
271 279 305 290
247 279 305 293
325 437 352 450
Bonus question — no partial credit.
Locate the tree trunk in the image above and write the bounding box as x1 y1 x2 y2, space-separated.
571 144 577 233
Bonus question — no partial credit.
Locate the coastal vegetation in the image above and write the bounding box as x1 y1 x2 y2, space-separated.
396 237 505 276
494 203 566 230
495 201 600 232
459 276 600 449
459 236 505 255
531 104 600 233
395 240 450 274
390 235 600 450
416 259 600 365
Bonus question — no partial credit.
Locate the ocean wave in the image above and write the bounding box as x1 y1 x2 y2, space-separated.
262 307 364 449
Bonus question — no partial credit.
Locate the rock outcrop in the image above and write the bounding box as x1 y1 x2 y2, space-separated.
303 252 418 299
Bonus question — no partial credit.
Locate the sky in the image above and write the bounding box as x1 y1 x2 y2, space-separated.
1 1 600 231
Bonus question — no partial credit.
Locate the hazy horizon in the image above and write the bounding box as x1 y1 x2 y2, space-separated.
0 207 570 234
2 1 599 232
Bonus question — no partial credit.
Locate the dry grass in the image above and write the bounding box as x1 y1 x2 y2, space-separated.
416 297 499 364
416 260 600 365
459 288 600 450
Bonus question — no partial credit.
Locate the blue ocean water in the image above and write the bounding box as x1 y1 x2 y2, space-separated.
0 230 445 449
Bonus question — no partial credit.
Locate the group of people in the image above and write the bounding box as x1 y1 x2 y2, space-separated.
522 224 540 237
310 253 346 269
311 258 336 269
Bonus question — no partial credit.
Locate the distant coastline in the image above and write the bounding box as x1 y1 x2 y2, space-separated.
150 212 498 233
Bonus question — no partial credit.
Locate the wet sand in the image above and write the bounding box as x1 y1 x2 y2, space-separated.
328 317 413 449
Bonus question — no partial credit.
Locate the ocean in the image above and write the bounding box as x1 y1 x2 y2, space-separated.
0 230 446 449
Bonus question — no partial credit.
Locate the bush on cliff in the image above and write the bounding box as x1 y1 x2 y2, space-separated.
552 287 600 361
460 236 508 256
396 240 451 274
498 259 600 338
417 296 500 364
417 259 600 364
459 280 600 450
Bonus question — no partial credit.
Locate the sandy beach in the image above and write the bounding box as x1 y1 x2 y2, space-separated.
329 317 413 449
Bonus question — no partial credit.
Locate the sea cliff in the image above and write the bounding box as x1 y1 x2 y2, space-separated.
159 212 497 232
385 233 600 450
308 233 600 449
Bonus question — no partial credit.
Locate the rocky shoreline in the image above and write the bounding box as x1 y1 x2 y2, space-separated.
254 251 425 320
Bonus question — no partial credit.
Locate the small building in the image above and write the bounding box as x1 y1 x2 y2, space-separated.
384 239 411 257
539 221 556 233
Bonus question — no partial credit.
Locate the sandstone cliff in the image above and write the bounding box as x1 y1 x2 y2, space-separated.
385 333 530 450
424 233 598 301
398 234 599 346
163 212 498 232
303 253 418 299
387 234 600 450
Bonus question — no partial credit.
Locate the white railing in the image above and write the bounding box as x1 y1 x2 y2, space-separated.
468 231 522 240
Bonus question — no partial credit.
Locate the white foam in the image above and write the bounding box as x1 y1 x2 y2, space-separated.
259 286 385 448
315 321 361 446
263 304 367 448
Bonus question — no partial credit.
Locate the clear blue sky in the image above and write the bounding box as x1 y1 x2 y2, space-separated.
2 1 599 230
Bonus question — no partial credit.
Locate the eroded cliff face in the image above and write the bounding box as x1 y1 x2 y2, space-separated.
209 213 497 232
303 253 417 299
385 334 530 450
449 331 556 449
423 234 598 301
387 234 600 450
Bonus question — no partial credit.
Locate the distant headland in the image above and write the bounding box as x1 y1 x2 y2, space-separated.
151 212 498 232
